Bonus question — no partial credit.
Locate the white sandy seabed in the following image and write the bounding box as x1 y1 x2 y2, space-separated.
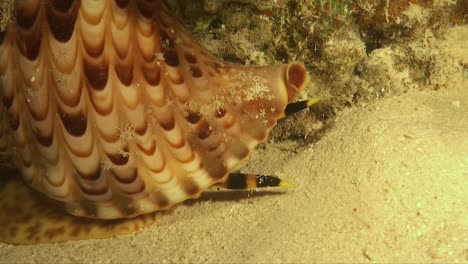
0 25 467 264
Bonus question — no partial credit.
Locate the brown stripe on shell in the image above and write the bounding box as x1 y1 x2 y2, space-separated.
84 43 105 58
82 30 105 58
34 130 54 147
76 167 102 181
152 191 169 208
137 140 156 156
58 110 87 137
114 196 139 216
14 1 43 60
50 0 75 12
84 59 109 90
115 62 134 86
113 172 147 197
215 108 226 118
135 120 148 136
112 168 139 185
186 111 201 124
15 2 40 29
22 156 33 168
158 115 175 131
181 177 200 197
16 30 42 60
203 156 227 180
184 52 197 64
163 49 179 67
115 0 130 9
47 0 80 42
107 150 130 166
137 0 156 18
141 63 161 86
197 122 212 140
78 180 109 196
190 65 203 78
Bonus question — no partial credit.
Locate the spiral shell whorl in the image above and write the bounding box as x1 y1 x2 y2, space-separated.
0 0 308 219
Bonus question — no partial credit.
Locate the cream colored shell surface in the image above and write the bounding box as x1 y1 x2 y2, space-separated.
0 0 305 219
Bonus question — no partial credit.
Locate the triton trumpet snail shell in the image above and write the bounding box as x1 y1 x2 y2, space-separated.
0 0 308 226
